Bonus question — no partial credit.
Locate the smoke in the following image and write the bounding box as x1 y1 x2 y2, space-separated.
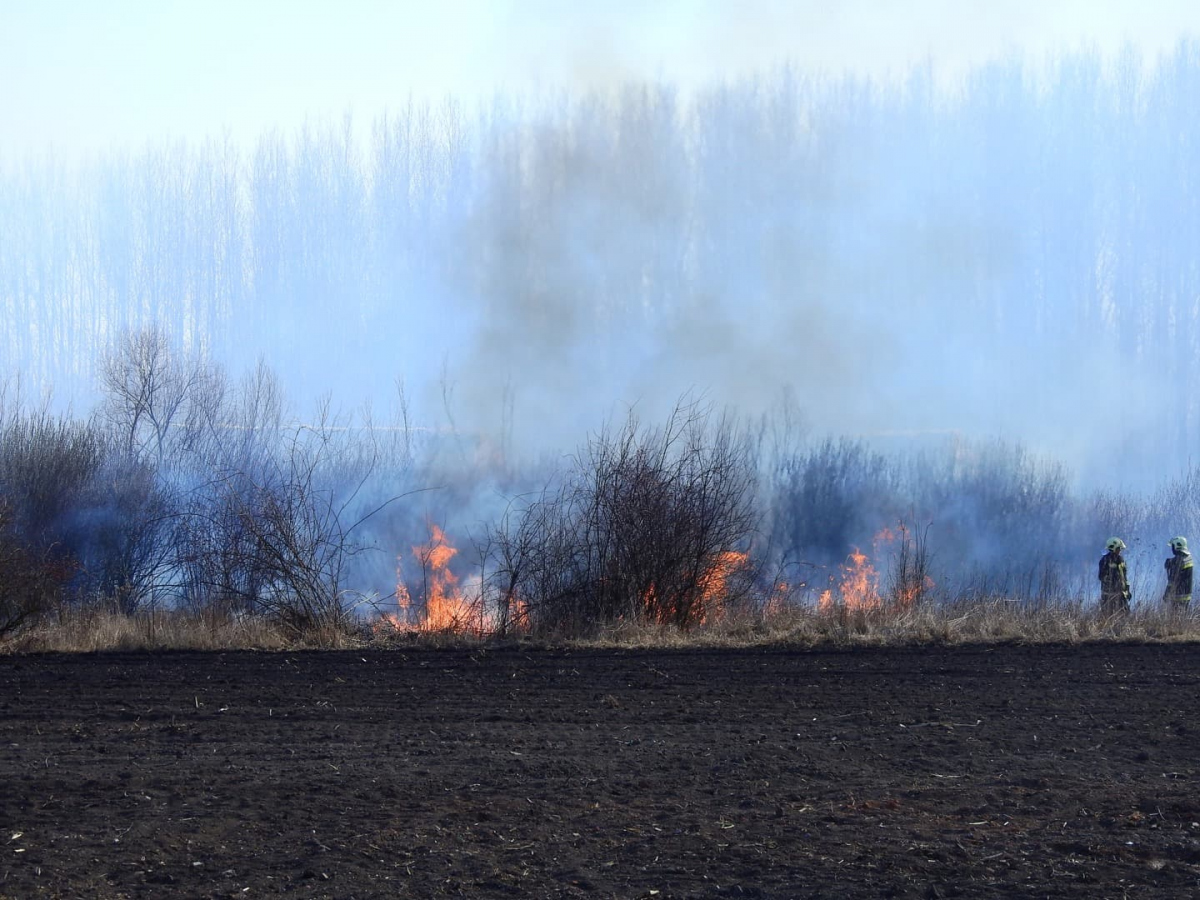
424 60 1180 483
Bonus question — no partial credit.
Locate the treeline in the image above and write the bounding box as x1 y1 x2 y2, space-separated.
4 45 1200 464
2 330 1196 639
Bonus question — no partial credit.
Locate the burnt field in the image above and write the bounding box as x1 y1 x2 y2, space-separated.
2 644 1200 898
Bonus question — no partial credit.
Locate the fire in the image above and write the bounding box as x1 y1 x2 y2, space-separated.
817 524 935 613
376 524 531 636
818 546 880 612
894 579 933 609
697 550 748 621
416 524 473 631
874 522 935 610
640 550 749 625
376 524 480 634
391 557 412 628
764 580 790 617
380 530 754 633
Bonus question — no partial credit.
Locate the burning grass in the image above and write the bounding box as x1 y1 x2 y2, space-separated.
7 517 1199 653
7 512 1196 653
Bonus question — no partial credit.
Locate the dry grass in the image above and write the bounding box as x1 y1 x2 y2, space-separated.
576 601 1200 649
4 608 299 653
5 600 1200 654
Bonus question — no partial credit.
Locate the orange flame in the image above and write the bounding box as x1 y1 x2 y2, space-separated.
376 525 527 636
764 580 789 617
819 546 880 612
381 533 754 633
894 577 935 610
697 550 748 622
873 524 935 610
817 526 935 613
372 554 411 634
639 551 749 625
374 525 476 634
391 556 413 628
417 524 473 631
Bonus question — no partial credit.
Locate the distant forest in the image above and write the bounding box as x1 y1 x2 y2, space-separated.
3 45 1200 468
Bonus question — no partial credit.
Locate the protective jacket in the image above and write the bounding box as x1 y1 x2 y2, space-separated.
1164 550 1194 605
1099 550 1131 612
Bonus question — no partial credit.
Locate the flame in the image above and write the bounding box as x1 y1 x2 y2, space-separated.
872 523 935 610
819 546 881 612
639 550 749 625
374 525 475 634
381 533 753 634
508 594 529 632
894 576 935 610
817 525 935 613
377 524 526 636
764 580 789 617
698 550 748 611
417 524 473 631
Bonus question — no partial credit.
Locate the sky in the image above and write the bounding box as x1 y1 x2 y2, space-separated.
4 0 1200 162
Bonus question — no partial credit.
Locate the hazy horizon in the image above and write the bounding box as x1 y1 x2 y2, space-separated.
6 0 1200 161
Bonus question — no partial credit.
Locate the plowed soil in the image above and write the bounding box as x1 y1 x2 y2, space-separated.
2 643 1200 898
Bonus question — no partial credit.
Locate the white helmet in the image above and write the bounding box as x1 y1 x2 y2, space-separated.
1106 537 1127 552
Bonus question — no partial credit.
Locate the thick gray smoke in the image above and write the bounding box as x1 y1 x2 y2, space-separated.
432 57 1190 487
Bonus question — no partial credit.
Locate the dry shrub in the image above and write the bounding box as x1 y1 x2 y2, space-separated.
0 502 71 639
484 399 758 636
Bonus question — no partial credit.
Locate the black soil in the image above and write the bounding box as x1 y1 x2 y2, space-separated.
2 643 1199 898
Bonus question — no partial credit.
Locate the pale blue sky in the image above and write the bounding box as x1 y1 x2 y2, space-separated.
4 0 1200 159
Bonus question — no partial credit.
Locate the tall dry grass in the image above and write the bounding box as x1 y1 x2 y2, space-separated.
4 608 299 653
576 600 1200 649
5 600 1200 654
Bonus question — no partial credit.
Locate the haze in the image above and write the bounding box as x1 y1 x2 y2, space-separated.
5 1 1198 160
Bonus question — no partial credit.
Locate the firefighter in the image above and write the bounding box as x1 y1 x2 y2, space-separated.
1099 537 1131 615
1163 536 1194 609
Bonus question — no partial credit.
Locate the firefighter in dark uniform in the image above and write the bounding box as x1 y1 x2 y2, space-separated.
1163 536 1194 609
1099 537 1131 615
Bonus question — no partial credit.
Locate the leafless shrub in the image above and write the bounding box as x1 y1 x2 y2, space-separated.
99 325 227 465
885 518 933 609
770 438 897 564
484 400 759 635
0 501 73 638
93 330 414 636
0 395 172 613
178 402 403 636
0 405 106 541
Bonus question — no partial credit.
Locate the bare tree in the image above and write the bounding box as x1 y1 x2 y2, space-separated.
99 325 227 465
